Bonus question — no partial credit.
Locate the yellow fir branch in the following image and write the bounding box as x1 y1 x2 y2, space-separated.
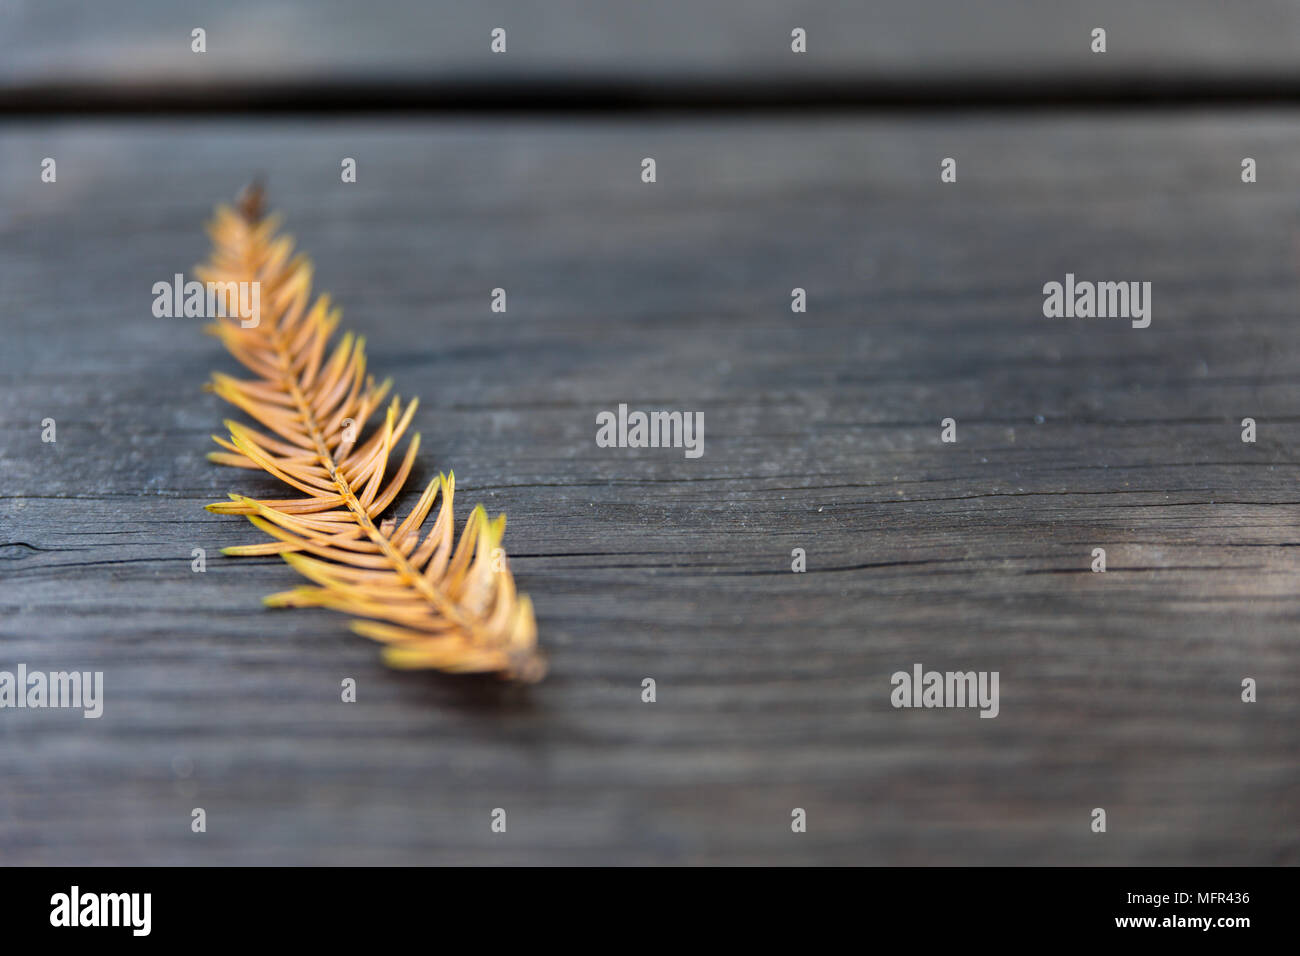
197 186 544 682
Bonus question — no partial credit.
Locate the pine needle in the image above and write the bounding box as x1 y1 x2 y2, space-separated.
197 185 545 682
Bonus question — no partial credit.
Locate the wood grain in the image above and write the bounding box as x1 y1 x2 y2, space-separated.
1 116 1298 864
3 1 1300 90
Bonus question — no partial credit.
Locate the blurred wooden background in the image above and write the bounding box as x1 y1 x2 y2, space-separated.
1 2 1298 866
4 0 1300 88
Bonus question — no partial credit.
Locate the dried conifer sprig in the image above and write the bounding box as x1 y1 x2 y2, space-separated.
197 186 544 682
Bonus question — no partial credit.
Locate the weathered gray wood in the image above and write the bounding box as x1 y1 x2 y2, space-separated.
3 1 1300 90
1 117 1298 864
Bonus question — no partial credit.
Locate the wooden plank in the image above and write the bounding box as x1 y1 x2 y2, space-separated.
3 1 1300 90
1 117 1298 864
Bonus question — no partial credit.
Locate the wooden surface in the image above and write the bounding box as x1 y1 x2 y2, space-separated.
4 1 1300 88
2 116 1298 864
